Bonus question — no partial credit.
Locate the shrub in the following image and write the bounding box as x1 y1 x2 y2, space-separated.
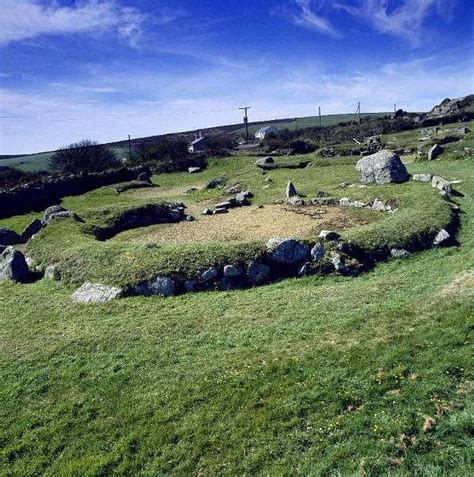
133 139 206 173
287 138 317 154
49 140 119 174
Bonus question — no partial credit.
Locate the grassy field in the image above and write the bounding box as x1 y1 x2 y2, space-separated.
0 125 473 475
0 152 53 173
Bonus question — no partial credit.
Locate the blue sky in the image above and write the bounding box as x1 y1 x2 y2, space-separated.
0 0 473 154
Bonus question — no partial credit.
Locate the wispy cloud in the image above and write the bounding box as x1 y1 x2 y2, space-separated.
335 0 454 43
0 0 148 46
290 0 341 37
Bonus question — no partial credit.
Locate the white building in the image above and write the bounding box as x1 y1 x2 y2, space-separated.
255 125 278 140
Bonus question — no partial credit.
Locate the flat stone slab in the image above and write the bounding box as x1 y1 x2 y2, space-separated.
72 283 123 303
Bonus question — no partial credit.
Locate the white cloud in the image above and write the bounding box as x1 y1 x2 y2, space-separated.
0 54 471 154
0 0 147 46
291 0 341 37
335 0 453 43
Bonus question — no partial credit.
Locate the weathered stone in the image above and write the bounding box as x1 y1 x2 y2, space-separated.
371 199 387 211
213 208 229 214
0 227 23 246
310 242 325 261
311 197 339 206
286 181 297 198
433 229 451 246
428 144 443 161
340 198 366 208
0 247 30 282
43 205 65 222
390 248 410 259
225 184 242 194
266 238 310 265
202 208 213 215
318 230 340 241
188 166 202 174
185 215 195 222
432 176 452 194
331 252 350 274
356 150 409 185
247 262 270 284
223 264 243 277
255 156 275 168
184 279 199 292
72 282 123 302
21 219 43 240
44 264 61 280
47 211 77 222
134 276 175 296
413 173 432 182
199 267 219 283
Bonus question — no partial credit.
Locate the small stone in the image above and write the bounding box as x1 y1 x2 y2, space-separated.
188 166 202 174
137 171 152 182
206 178 223 189
43 205 65 222
432 176 452 194
331 252 349 274
413 173 432 182
134 276 175 296
72 283 123 303
184 279 199 292
199 267 219 282
247 262 270 284
213 208 229 214
223 264 243 277
186 215 195 221
318 230 340 241
433 229 450 246
215 201 232 209
310 243 325 261
202 209 213 215
44 264 61 280
371 199 386 211
390 249 410 259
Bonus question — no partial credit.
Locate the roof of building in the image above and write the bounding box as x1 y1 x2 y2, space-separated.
190 136 207 145
256 126 277 134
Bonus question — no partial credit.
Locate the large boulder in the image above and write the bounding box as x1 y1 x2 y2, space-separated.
355 150 409 185
266 238 310 265
72 283 123 303
0 227 23 246
0 247 31 282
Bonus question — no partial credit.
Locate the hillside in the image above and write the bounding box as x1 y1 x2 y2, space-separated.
1 112 389 173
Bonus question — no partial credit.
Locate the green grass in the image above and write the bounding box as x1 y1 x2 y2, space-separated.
0 126 473 475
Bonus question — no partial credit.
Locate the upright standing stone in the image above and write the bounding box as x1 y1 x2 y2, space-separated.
286 181 297 198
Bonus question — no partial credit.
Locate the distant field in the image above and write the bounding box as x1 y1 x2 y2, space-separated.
2 113 391 172
232 112 391 135
0 152 53 173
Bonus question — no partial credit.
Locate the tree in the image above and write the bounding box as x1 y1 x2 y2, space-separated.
49 140 119 174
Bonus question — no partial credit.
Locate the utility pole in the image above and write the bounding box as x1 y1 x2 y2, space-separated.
357 102 361 125
394 103 397 115
239 106 251 143
128 135 132 162
318 106 322 127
